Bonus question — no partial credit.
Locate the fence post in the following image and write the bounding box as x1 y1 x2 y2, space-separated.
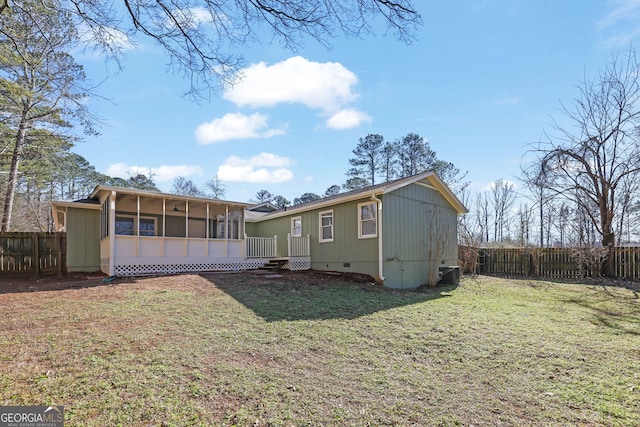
56 233 62 276
33 233 40 277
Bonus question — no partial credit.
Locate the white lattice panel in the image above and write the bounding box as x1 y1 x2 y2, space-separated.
285 257 311 271
114 260 267 276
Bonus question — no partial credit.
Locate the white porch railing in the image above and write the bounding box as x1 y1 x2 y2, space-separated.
245 235 277 258
288 233 310 257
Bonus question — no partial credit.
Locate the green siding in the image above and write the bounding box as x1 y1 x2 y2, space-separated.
251 198 379 276
382 184 458 289
310 200 378 276
244 222 258 236
66 208 101 272
249 215 292 257
251 184 460 289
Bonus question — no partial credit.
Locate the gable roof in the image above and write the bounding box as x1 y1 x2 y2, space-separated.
247 202 280 212
249 171 468 222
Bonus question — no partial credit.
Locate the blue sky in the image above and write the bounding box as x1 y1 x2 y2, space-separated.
72 0 639 203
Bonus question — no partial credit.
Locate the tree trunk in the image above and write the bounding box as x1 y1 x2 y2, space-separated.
1 119 27 232
601 231 616 277
539 198 543 248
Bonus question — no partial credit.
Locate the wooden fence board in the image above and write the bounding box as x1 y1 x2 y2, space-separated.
0 232 66 276
476 247 640 280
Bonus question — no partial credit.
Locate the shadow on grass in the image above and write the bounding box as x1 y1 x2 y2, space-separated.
0 273 110 294
201 272 457 322
561 286 640 336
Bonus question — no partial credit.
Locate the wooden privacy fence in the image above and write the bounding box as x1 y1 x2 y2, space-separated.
0 232 66 276
468 246 640 280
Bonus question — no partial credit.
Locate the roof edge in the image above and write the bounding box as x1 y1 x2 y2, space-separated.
51 201 102 210
250 171 468 222
89 185 251 207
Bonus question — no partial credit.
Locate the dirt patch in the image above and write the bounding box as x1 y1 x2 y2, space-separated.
0 269 378 294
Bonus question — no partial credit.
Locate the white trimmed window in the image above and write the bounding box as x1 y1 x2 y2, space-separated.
115 215 156 236
291 216 302 237
358 202 377 239
319 210 334 243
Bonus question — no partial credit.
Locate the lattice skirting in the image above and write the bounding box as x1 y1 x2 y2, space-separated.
284 257 311 271
113 259 267 276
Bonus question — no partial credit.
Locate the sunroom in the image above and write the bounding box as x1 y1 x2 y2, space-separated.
89 186 262 276
51 186 311 276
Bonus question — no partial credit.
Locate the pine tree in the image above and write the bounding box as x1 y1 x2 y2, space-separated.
0 0 96 230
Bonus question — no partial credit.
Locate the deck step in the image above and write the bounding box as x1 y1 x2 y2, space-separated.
263 259 288 270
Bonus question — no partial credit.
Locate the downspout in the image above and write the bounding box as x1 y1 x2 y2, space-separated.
371 194 385 283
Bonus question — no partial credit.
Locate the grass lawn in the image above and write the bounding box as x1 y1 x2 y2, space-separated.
1 272 639 426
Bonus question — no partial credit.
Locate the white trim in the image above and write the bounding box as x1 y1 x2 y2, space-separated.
319 209 334 243
50 201 102 210
357 201 378 239
109 191 116 276
291 216 302 237
371 194 385 283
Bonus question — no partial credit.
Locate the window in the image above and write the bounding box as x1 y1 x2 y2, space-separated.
291 216 302 237
139 218 156 236
115 216 135 235
115 215 156 236
358 202 377 238
319 210 334 242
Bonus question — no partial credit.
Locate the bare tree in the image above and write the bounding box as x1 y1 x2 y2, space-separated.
490 178 516 242
614 174 640 244
474 192 491 244
515 203 533 246
204 174 226 199
5 0 421 99
528 48 640 276
520 161 556 247
171 176 205 197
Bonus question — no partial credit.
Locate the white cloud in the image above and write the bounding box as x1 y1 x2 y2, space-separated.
481 178 519 192
224 56 360 114
177 7 212 26
326 109 372 129
169 7 227 30
598 0 640 47
105 162 203 182
599 0 640 29
195 112 286 144
217 153 294 183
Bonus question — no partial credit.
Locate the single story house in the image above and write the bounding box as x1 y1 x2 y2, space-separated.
51 171 467 289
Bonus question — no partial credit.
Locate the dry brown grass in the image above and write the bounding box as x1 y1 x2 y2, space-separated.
1 272 639 426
